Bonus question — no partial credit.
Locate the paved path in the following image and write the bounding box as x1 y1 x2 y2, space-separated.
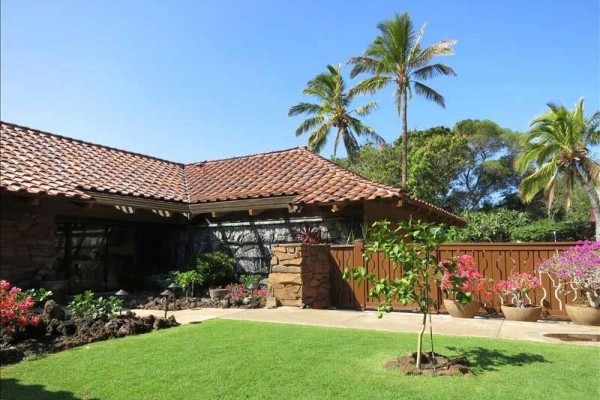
130 307 600 346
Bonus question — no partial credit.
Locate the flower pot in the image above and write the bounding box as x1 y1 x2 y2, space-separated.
501 305 543 322
565 304 600 326
443 299 481 318
209 288 228 300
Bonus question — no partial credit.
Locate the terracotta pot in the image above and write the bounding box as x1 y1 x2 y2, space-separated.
443 299 481 318
501 305 542 322
565 304 600 326
209 288 229 300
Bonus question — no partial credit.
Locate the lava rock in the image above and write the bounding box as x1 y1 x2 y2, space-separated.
57 321 77 336
42 300 65 322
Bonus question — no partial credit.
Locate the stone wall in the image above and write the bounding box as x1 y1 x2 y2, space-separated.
169 218 359 274
267 244 331 309
0 208 58 286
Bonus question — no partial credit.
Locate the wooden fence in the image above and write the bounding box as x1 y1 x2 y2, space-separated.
330 241 579 317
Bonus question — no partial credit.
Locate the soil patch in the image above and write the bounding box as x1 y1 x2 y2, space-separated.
384 352 474 376
1 311 179 366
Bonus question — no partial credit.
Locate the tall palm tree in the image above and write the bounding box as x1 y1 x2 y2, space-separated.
349 12 457 184
516 99 600 240
288 64 383 163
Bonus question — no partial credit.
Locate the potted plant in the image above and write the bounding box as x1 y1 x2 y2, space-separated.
493 272 542 322
194 252 237 300
537 241 600 326
439 255 487 318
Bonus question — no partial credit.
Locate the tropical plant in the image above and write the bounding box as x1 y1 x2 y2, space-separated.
239 274 262 288
439 255 488 304
344 219 447 369
349 12 456 183
0 280 42 334
288 64 384 163
516 99 600 240
492 272 541 309
16 288 53 305
173 270 204 298
448 209 531 242
510 219 594 242
296 223 322 244
194 251 237 289
537 241 600 308
68 291 123 319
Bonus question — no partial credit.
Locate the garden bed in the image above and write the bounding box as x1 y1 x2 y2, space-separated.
0 306 178 366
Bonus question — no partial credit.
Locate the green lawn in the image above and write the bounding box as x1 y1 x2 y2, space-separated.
1 320 598 400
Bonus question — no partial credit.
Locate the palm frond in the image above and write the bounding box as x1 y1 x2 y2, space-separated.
519 161 557 203
353 101 379 117
308 121 333 153
288 102 322 117
351 76 392 96
294 116 325 137
412 39 457 67
411 63 456 81
413 82 445 108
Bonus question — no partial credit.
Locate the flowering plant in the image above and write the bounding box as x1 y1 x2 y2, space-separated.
537 241 600 308
439 255 488 303
226 284 268 307
492 272 541 308
0 280 42 334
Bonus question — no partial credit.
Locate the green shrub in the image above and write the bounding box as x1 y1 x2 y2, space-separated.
510 220 594 242
239 274 262 288
194 252 236 288
448 209 530 242
16 288 53 305
173 270 203 297
68 291 123 318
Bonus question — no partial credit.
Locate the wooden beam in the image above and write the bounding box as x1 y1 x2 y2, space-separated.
115 205 135 214
190 196 296 215
85 191 189 213
211 211 227 218
331 203 346 213
152 209 172 218
248 209 264 216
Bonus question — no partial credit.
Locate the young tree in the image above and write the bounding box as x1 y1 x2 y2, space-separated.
516 99 600 240
349 12 457 183
288 64 384 163
344 220 447 369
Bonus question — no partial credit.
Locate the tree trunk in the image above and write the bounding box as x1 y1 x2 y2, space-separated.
416 312 426 369
575 172 600 241
401 87 408 184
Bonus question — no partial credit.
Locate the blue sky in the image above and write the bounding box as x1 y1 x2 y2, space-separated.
1 0 598 163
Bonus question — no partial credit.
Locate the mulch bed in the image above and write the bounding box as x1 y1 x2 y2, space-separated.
384 352 474 376
0 301 179 366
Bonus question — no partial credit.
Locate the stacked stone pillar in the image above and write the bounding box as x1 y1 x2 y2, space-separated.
267 244 331 309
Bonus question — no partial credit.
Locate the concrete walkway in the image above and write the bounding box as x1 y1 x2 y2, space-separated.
130 307 600 346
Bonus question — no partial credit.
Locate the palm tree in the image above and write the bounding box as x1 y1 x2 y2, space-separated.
288 64 384 163
349 12 457 184
516 99 600 240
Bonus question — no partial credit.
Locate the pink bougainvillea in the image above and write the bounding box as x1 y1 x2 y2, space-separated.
0 280 42 334
492 272 541 308
537 241 600 308
439 255 488 303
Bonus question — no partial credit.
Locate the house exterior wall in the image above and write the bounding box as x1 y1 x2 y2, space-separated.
0 206 58 286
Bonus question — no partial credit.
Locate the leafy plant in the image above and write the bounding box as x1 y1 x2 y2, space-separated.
296 224 322 244
145 272 178 292
239 274 262 288
68 291 123 319
537 241 600 308
174 270 203 298
448 209 531 242
344 219 447 369
439 255 488 303
0 280 42 334
16 288 53 305
492 272 541 308
510 219 594 242
194 252 236 289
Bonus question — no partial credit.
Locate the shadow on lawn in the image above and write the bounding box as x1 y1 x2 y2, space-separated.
0 378 100 400
445 346 550 372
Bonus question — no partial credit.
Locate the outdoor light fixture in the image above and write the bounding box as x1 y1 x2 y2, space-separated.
160 289 174 318
115 289 129 315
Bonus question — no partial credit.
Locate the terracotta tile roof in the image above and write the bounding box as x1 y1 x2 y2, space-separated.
0 121 463 223
0 122 188 202
184 148 404 204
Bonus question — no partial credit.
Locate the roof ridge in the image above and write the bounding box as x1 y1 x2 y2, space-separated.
1 121 185 166
185 146 308 166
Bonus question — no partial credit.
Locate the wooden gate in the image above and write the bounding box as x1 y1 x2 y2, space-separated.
330 241 579 316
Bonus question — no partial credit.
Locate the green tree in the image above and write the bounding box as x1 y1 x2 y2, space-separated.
288 64 384 163
516 99 600 240
449 119 522 210
344 220 447 369
349 12 457 183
